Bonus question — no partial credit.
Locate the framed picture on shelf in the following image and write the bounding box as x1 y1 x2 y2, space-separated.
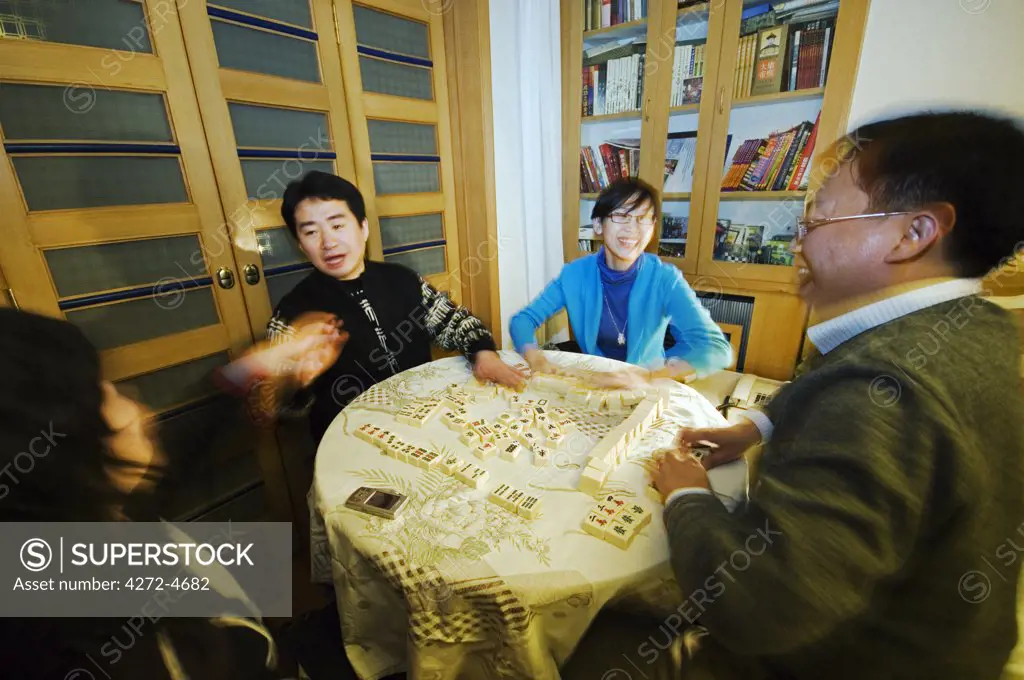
682 77 703 105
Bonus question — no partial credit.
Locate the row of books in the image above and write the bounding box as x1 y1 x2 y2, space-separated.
747 19 836 96
581 48 646 116
669 43 706 107
721 114 819 192
584 0 647 31
580 140 640 193
732 33 761 99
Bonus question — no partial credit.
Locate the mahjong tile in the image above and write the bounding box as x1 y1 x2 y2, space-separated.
505 489 526 512
582 511 612 539
474 441 497 460
500 441 524 461
577 465 607 496
459 430 479 447
489 483 514 509
497 413 515 424
467 466 490 488
532 446 551 466
441 453 461 474
605 521 636 549
518 431 541 450
518 495 541 519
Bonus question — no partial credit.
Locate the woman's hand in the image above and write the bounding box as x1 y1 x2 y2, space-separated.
589 366 652 390
676 420 761 469
251 313 348 387
523 347 557 376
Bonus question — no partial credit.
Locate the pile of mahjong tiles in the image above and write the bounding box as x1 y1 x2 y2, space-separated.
353 372 670 536
583 493 653 549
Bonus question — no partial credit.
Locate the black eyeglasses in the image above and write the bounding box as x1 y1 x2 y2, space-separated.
608 212 656 227
795 212 910 241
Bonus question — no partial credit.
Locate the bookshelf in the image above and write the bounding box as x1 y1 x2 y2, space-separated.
561 0 870 380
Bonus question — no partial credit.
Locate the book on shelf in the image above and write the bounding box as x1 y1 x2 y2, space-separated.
581 43 646 117
584 0 647 31
580 138 641 193
750 25 789 96
720 114 819 193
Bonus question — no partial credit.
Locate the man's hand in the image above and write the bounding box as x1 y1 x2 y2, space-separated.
473 350 528 390
652 448 711 498
677 420 761 470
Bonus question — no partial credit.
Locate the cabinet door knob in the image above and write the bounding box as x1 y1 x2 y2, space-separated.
243 264 261 285
216 267 236 290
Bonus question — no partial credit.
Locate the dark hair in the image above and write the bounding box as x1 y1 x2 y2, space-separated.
844 111 1024 278
591 177 659 222
0 309 138 522
281 170 367 238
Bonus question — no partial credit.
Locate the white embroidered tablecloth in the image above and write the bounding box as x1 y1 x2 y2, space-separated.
309 350 746 680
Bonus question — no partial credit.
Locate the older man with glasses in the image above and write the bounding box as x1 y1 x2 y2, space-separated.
565 111 1024 680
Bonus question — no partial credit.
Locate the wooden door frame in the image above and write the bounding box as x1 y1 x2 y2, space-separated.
441 0 502 337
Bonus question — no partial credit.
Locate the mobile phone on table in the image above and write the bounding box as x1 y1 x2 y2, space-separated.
345 487 408 519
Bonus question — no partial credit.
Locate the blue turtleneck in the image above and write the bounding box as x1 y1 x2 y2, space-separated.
596 247 642 361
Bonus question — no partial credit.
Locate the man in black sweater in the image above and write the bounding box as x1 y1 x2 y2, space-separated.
224 171 524 444
566 112 1024 679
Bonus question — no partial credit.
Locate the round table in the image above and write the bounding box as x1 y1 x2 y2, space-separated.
310 350 746 680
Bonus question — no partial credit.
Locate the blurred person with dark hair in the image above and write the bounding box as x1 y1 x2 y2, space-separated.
509 177 732 388
566 111 1024 679
220 170 525 444
0 308 291 679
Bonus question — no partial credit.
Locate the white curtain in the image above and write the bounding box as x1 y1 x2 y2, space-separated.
490 0 567 350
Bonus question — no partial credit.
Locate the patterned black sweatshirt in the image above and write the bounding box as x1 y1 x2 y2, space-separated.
267 261 496 443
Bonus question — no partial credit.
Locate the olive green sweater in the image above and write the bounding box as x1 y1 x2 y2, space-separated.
666 297 1024 680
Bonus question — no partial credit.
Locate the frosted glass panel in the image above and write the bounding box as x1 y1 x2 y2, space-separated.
118 353 229 412
359 56 432 100
0 85 171 142
380 213 444 249
46 236 206 298
241 159 335 200
353 5 429 58
267 269 310 309
211 0 312 29
228 103 329 149
212 20 320 82
373 162 439 195
67 288 220 350
367 120 437 155
385 246 445 276
13 156 187 211
0 0 152 51
258 228 307 269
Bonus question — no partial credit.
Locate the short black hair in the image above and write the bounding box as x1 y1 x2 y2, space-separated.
281 170 367 238
843 111 1024 278
591 177 659 222
0 309 133 522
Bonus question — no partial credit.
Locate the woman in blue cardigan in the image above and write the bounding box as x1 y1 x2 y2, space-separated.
510 178 733 386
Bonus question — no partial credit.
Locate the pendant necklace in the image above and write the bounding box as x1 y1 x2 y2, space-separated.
603 293 627 346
